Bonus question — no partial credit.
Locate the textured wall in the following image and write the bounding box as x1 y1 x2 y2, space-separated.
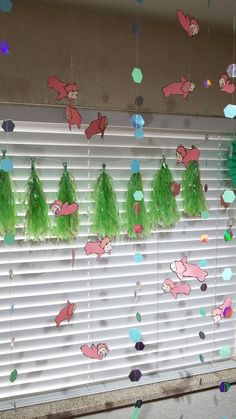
0 2 233 116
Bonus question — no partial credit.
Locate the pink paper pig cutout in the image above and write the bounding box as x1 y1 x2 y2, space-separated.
162 278 191 299
177 9 200 37
162 76 195 99
66 104 82 130
84 236 112 261
50 200 79 216
55 300 76 327
176 144 200 168
211 297 233 325
170 256 208 282
219 74 235 94
85 112 108 140
80 343 109 360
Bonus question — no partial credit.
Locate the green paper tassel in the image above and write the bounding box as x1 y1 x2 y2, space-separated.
149 158 180 228
91 164 120 237
0 150 17 237
54 162 79 240
182 160 207 216
25 159 50 241
124 172 149 238
227 141 236 186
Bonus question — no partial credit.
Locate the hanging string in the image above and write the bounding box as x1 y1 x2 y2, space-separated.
212 136 222 364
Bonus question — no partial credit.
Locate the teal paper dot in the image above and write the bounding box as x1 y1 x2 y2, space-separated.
201 210 209 220
135 128 144 140
4 232 15 244
200 308 207 317
199 259 207 268
129 328 142 342
1 158 13 172
219 346 232 358
131 160 140 174
133 253 144 263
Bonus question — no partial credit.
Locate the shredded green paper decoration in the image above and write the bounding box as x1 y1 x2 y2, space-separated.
227 141 236 186
91 164 120 237
149 157 180 228
25 158 50 241
54 162 79 240
124 171 149 238
0 150 17 237
182 160 207 216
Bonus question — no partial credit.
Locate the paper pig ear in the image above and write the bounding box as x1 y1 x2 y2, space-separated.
98 112 102 118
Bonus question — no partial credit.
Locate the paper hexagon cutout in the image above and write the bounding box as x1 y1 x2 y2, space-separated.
132 67 143 84
0 40 9 55
222 267 233 281
130 114 145 129
2 119 15 132
10 369 17 383
129 369 142 381
199 259 207 268
0 0 13 12
201 210 209 220
129 328 142 342
222 190 235 204
199 331 206 340
219 382 231 392
135 399 143 408
133 224 144 234
136 312 142 322
200 234 209 243
227 64 236 78
1 158 13 172
203 79 212 88
135 128 144 140
133 252 144 263
224 229 233 241
224 104 236 118
223 306 233 318
199 354 205 363
200 283 207 291
133 190 143 201
219 346 232 358
135 341 145 351
4 232 15 245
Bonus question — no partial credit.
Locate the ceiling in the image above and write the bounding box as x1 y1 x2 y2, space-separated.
15 0 236 28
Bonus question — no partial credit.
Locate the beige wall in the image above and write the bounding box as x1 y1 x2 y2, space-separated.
0 1 234 116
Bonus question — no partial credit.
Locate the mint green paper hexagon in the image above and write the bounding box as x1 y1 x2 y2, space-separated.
133 190 143 201
132 67 143 84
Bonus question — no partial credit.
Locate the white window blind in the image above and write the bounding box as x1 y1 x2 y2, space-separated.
0 109 235 411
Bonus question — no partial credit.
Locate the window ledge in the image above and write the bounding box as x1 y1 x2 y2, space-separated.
2 366 236 419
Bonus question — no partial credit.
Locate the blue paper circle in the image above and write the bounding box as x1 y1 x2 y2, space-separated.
131 160 140 174
1 159 13 172
129 328 142 343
